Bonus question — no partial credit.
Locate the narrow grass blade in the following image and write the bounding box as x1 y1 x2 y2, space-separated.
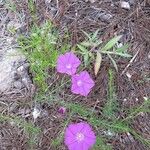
116 44 129 53
108 54 118 72
92 29 99 41
101 35 122 51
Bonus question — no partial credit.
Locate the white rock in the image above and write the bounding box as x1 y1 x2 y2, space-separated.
17 66 24 73
126 72 132 79
85 0 96 3
0 48 25 92
123 98 127 102
32 107 41 120
135 98 138 101
143 97 148 101
121 1 130 10
117 42 123 48
104 130 115 137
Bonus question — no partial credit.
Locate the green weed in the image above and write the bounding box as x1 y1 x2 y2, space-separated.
0 114 41 150
102 69 118 119
50 112 73 149
18 21 68 92
63 69 150 149
77 30 131 71
123 98 150 121
93 137 112 150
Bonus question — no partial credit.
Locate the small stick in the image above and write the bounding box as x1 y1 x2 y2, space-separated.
121 45 141 76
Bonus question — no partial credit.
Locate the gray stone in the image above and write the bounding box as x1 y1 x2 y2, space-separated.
98 13 113 23
0 49 24 92
13 81 23 89
0 47 31 92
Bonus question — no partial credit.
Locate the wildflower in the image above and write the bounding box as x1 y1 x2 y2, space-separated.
58 107 66 114
71 71 94 96
57 52 81 75
64 122 96 150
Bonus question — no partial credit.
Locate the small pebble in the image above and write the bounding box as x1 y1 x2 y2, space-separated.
139 112 145 116
123 98 127 102
126 72 132 79
99 13 113 23
85 0 96 3
135 98 138 101
121 1 130 10
117 42 123 48
17 66 24 73
143 97 148 101
32 107 41 120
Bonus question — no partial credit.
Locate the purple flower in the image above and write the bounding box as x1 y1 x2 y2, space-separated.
64 122 96 150
71 71 95 96
57 52 81 75
58 107 66 114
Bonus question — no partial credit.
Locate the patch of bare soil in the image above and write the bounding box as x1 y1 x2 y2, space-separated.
0 0 150 150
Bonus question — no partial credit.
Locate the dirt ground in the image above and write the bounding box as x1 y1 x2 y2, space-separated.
0 0 150 150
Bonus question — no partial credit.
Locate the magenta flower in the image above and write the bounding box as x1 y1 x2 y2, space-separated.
64 122 96 150
71 71 95 96
58 107 66 114
57 52 81 75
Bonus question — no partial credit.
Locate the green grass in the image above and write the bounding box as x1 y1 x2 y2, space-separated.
18 21 68 92
17 24 150 149
93 137 112 150
0 114 41 150
56 69 150 149
22 63 149 149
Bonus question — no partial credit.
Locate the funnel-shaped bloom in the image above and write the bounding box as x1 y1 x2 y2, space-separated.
71 71 94 96
64 122 96 150
57 52 81 75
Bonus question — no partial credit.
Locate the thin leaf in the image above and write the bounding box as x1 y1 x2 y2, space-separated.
101 35 122 51
108 54 118 72
84 52 89 67
82 30 92 41
95 40 102 47
91 29 99 41
94 52 102 76
101 51 132 58
77 44 87 53
80 41 92 47
114 52 132 57
77 44 90 67
116 44 129 53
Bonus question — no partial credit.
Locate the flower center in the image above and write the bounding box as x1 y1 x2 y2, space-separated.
76 132 85 142
77 80 82 86
66 64 72 69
